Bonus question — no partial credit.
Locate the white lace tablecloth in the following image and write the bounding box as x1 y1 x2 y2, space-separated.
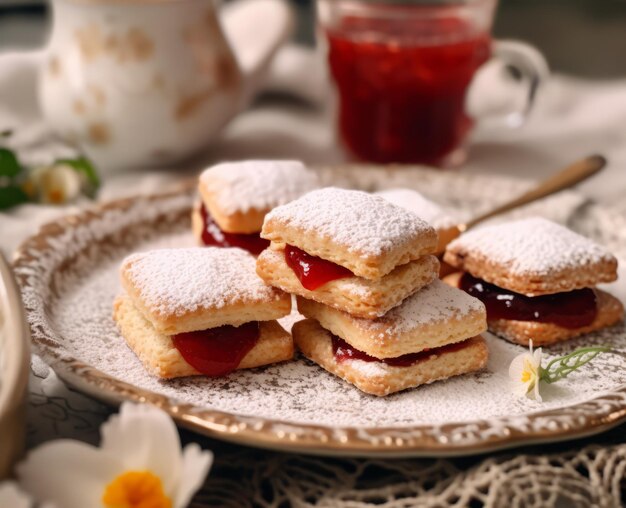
2 48 626 507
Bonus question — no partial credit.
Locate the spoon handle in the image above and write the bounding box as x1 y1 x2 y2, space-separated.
460 154 606 232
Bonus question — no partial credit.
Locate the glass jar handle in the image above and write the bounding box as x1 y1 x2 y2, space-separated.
477 40 550 128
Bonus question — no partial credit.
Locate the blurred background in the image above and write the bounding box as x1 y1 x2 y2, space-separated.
2 0 626 78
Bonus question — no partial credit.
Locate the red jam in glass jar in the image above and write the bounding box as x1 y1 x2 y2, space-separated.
326 13 491 164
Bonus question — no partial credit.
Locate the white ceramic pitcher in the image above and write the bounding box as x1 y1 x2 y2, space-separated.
39 0 294 170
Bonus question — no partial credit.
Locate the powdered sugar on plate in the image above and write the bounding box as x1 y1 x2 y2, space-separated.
200 160 319 214
447 217 616 276
123 247 284 317
264 188 435 256
376 188 457 229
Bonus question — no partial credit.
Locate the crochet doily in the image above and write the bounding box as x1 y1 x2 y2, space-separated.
196 439 626 508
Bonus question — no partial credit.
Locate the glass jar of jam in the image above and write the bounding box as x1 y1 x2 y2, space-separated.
317 0 548 166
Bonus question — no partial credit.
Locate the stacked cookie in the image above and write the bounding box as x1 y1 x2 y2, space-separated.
114 247 293 378
377 188 461 277
376 188 459 254
192 160 319 255
256 188 489 396
444 217 624 346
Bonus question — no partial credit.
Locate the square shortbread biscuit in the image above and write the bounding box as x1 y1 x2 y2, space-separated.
261 188 438 280
296 280 486 358
256 246 439 318
376 189 457 230
443 217 618 296
120 247 291 335
199 160 319 234
376 188 460 254
444 272 624 346
293 319 488 397
113 295 293 379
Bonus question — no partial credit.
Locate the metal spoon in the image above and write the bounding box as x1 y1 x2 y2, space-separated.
454 154 606 237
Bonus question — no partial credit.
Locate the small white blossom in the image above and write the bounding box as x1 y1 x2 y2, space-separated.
509 340 543 401
0 481 33 508
26 163 82 204
17 402 212 508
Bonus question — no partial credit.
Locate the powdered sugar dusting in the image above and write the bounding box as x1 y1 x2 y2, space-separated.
355 280 485 336
447 217 616 277
200 160 319 214
376 189 457 229
264 188 435 256
123 247 283 317
347 359 391 377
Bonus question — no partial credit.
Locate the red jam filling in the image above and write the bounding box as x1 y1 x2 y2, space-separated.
284 244 353 290
199 204 269 256
459 273 597 329
172 322 260 377
326 15 491 164
332 334 467 367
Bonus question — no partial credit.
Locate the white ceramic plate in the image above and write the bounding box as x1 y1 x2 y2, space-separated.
13 166 626 457
0 253 30 477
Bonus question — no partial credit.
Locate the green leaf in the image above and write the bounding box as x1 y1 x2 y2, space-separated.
540 346 612 384
0 148 23 178
0 185 29 210
55 156 100 198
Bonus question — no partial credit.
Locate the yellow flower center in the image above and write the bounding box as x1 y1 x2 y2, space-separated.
520 358 537 384
102 470 172 508
48 188 65 204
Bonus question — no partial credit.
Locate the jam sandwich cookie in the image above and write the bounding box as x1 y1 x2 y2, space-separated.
293 307 488 397
376 188 459 254
443 217 624 346
256 188 439 317
296 280 487 359
260 188 487 396
114 247 293 378
192 160 319 254
294 280 488 397
257 246 439 318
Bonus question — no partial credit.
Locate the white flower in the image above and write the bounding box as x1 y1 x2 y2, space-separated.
17 402 213 508
0 481 33 508
509 339 543 401
25 163 82 204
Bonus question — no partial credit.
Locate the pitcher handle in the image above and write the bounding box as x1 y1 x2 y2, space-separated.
489 40 550 128
220 0 295 103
